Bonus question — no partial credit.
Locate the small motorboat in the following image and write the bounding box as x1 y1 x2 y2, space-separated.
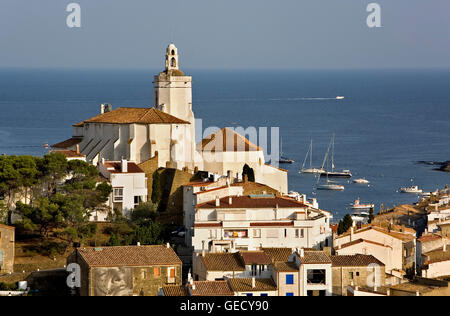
317 182 345 191
353 178 370 184
336 96 345 100
400 185 423 194
278 138 294 164
351 198 374 210
351 211 370 223
321 170 352 178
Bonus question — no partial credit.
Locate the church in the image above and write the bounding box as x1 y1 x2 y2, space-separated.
52 44 287 194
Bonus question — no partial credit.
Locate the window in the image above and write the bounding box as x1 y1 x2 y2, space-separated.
253 229 261 238
209 230 217 239
246 293 253 297
286 292 294 296
261 293 268 297
286 274 294 285
134 196 141 207
356 272 360 277
113 188 123 202
284 229 287 238
349 272 354 279
251 264 258 276
296 229 304 238
141 270 147 279
307 270 326 284
168 267 175 278
154 267 160 277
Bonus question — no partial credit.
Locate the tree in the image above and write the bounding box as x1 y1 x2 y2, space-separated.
151 171 162 205
342 214 354 233
368 208 374 224
131 201 158 225
38 153 68 196
242 164 255 182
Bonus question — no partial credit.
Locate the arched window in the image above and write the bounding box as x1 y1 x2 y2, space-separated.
171 49 175 55
171 57 177 67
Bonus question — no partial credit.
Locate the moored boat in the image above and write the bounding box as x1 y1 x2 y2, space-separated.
400 185 423 194
351 198 374 210
353 178 370 184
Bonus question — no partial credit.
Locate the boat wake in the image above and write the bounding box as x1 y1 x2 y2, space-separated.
270 97 344 101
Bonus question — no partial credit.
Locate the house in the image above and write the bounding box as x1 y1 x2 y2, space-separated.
183 176 244 247
389 277 450 296
0 224 15 274
228 278 277 296
66 244 182 296
97 158 148 219
330 254 386 296
193 250 273 281
199 128 288 194
192 194 332 253
416 233 448 275
334 224 416 283
420 243 450 279
271 249 333 296
53 145 86 162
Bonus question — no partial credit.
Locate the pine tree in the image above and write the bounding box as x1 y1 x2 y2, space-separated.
151 171 162 205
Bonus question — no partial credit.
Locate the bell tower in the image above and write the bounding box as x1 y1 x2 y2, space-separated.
153 43 198 170
165 44 179 71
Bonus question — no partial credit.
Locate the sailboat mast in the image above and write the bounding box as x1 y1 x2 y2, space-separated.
331 133 335 172
310 139 313 169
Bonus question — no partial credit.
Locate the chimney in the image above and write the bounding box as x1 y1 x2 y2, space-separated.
137 242 141 247
251 277 256 289
100 103 105 114
166 243 170 249
202 241 206 257
121 159 128 173
350 226 354 242
192 283 196 290
215 196 220 207
76 144 80 154
444 240 447 252
300 248 305 258
229 197 232 205
101 157 105 165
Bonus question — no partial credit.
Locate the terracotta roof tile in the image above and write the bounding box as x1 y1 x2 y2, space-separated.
338 238 392 250
262 248 293 263
199 128 262 152
228 278 277 292
51 137 83 149
298 251 332 265
189 281 234 296
54 150 86 158
239 251 271 265
331 254 385 267
418 234 442 243
273 261 298 272
78 107 189 126
76 245 182 267
103 161 144 174
162 285 188 296
201 253 245 271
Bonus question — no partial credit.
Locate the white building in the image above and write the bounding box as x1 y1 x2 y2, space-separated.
52 44 288 195
191 194 332 253
97 159 147 219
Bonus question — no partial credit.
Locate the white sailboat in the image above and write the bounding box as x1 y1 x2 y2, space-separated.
319 134 352 178
279 138 294 164
300 139 324 174
316 138 344 191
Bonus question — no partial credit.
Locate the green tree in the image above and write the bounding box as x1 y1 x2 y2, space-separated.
131 201 158 225
242 164 255 182
151 171 162 205
342 214 354 233
38 153 68 195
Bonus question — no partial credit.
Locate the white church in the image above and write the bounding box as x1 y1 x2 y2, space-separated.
52 44 288 193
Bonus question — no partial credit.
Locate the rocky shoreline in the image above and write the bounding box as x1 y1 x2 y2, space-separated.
416 160 450 172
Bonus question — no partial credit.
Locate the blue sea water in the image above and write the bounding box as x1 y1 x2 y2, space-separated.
0 68 449 221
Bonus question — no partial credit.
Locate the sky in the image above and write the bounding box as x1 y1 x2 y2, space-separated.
0 0 449 70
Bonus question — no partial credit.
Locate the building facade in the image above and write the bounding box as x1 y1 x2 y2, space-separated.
67 245 182 296
0 224 15 274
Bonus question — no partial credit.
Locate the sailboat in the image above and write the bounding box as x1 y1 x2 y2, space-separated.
319 134 352 178
300 139 324 174
278 138 294 164
316 138 345 191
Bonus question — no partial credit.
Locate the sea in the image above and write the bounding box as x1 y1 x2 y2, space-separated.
0 68 449 222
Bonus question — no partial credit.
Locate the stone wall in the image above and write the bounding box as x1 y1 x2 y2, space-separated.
0 225 15 274
332 265 386 296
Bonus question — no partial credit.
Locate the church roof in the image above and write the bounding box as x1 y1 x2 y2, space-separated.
199 128 262 152
73 107 189 127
